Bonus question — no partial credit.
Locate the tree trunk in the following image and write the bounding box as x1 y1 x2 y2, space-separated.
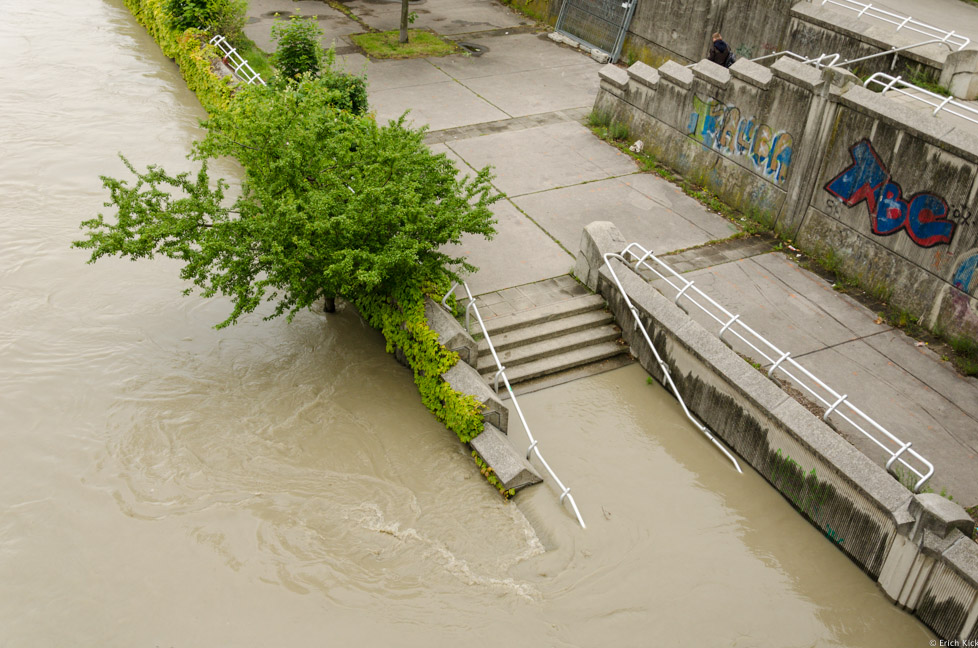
399 0 409 44
323 296 336 313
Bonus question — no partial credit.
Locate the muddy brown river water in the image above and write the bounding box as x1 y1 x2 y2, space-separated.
0 1 936 645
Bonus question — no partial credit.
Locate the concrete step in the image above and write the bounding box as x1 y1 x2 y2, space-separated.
481 293 606 336
476 309 614 357
500 341 630 385
477 325 622 374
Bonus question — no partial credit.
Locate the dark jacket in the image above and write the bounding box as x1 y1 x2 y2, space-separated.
708 39 733 67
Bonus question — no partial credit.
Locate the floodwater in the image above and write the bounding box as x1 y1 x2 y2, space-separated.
0 1 935 645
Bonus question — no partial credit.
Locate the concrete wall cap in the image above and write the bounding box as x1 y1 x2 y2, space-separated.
470 423 542 491
771 56 824 91
692 59 731 89
729 57 773 89
424 297 478 366
942 535 978 588
911 493 976 539
790 3 945 66
627 61 660 88
770 396 913 515
821 65 860 92
659 60 694 89
598 63 630 90
838 85 974 157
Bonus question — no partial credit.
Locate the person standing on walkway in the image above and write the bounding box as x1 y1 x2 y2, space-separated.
708 32 735 67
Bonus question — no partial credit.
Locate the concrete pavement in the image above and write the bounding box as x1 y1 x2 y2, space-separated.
244 0 978 507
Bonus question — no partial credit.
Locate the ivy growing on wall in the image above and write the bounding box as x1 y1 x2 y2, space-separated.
124 0 235 112
353 283 486 444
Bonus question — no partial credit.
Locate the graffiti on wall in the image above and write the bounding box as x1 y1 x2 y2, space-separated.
824 139 957 248
951 252 978 331
686 96 794 185
953 251 978 294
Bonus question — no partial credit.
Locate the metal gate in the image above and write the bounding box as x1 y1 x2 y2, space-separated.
555 0 638 63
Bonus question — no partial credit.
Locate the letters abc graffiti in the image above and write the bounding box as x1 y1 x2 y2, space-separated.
824 139 956 248
686 96 793 185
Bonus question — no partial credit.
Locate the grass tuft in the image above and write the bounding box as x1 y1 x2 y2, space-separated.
351 29 457 59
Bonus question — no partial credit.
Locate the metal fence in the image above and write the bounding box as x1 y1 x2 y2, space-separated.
554 0 637 63
864 72 978 126
611 242 935 492
444 283 587 529
209 34 266 86
820 0 970 51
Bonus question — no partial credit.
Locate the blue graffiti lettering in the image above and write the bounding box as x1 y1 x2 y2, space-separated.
824 139 955 248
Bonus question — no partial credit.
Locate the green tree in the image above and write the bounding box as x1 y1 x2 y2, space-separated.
271 14 324 79
74 75 500 325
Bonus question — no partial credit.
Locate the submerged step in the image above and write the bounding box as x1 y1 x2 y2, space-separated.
477 309 614 357
477 325 622 374
501 341 630 385
481 293 606 336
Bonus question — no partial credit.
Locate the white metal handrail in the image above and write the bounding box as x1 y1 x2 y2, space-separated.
208 34 266 86
443 283 587 529
602 254 744 475
750 39 949 72
616 242 934 492
865 72 978 126
821 0 970 51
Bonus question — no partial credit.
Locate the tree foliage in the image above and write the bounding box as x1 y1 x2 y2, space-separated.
166 0 247 42
74 74 500 328
271 14 325 79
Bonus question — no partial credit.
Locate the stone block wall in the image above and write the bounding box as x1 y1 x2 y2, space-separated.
594 55 978 337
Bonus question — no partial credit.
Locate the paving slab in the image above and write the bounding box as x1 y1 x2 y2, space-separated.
796 339 978 504
244 0 359 52
430 32 593 81
620 173 740 242
353 56 452 91
339 0 527 34
863 328 978 424
461 63 600 117
446 199 572 296
513 176 737 254
650 253 893 358
370 79 510 130
445 120 638 197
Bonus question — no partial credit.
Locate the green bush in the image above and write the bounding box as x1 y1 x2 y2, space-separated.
271 15 325 79
321 69 368 116
166 0 247 43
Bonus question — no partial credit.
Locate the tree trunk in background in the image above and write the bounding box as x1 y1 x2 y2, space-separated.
323 296 336 313
399 0 409 43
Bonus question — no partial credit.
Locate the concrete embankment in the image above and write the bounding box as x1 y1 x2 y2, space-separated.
575 220 978 643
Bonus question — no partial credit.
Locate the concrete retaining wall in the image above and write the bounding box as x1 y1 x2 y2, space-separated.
594 56 978 338
535 0 975 97
423 298 542 492
576 220 978 642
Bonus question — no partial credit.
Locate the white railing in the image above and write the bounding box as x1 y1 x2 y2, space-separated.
444 283 587 529
820 0 970 51
864 72 978 126
613 242 935 492
208 34 266 86
601 255 744 475
750 37 951 71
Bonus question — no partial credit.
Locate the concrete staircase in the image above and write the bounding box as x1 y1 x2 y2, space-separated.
475 293 630 386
